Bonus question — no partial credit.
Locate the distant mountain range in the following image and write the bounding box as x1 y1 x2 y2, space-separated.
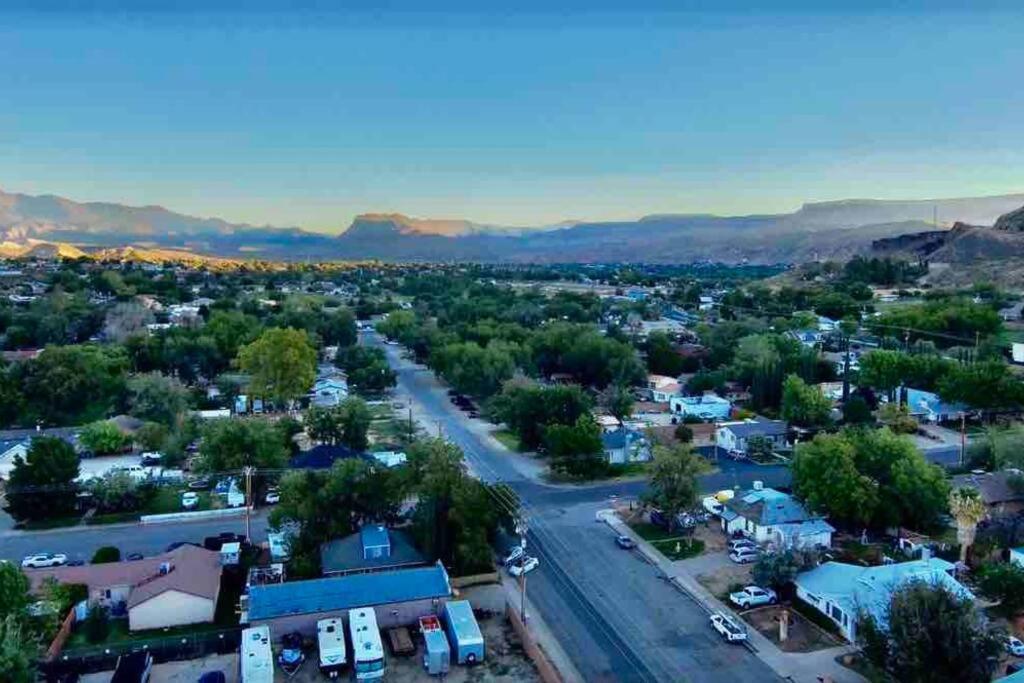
2 187 1023 264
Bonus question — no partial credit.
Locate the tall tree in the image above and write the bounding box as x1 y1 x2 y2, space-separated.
197 418 290 473
127 372 189 426
780 374 833 428
642 444 710 532
858 582 1001 683
5 437 80 521
237 327 317 405
0 615 35 683
545 415 607 479
949 487 987 564
0 563 29 619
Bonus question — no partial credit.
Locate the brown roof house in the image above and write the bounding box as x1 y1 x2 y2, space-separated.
951 470 1024 519
25 545 222 632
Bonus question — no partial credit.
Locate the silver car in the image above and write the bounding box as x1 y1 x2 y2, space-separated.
22 553 68 569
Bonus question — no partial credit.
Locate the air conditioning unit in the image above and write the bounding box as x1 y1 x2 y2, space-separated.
159 562 173 575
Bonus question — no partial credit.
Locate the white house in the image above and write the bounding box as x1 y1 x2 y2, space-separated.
716 417 788 455
0 438 30 479
794 557 972 642
719 484 834 549
670 393 731 420
24 545 222 632
311 378 349 408
646 375 682 403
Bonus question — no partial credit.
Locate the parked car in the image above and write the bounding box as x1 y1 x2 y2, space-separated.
709 612 747 643
615 535 636 550
503 545 525 567
140 452 162 467
508 556 539 577
729 547 760 564
702 496 724 516
729 586 777 609
1008 636 1024 657
126 553 144 561
187 477 212 491
21 553 68 569
181 492 200 510
264 489 280 505
728 538 757 552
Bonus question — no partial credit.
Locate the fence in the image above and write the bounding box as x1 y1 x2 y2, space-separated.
505 601 564 683
451 571 500 589
44 608 77 662
140 506 249 524
39 626 242 678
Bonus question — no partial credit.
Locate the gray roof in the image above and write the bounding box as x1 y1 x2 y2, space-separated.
951 470 1024 506
723 487 822 526
320 528 427 575
602 428 643 450
721 418 788 439
247 563 451 620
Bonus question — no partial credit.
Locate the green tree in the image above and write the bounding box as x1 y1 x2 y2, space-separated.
83 605 111 644
197 418 290 472
858 581 1001 683
127 372 189 426
642 443 710 532
88 472 149 514
937 360 1022 414
752 549 819 591
0 615 35 683
878 402 918 434
842 394 874 425
204 310 262 359
792 433 879 528
674 423 694 443
488 381 592 451
337 397 372 451
780 374 832 428
645 332 684 376
17 344 129 425
237 327 317 405
135 421 169 452
545 415 607 479
305 405 344 445
91 546 121 564
977 562 1024 618
599 384 634 425
5 437 80 521
80 420 131 455
376 310 418 344
431 341 517 399
321 308 358 347
0 563 29 619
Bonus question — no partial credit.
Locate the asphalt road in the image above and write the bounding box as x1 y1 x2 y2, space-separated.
373 333 784 683
0 332 787 683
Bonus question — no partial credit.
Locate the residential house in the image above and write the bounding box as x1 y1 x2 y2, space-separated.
0 438 29 479
601 427 652 464
817 316 838 332
719 484 834 549
788 329 822 349
646 374 682 403
371 450 407 468
243 562 452 638
24 545 222 632
716 417 788 456
794 557 972 642
310 377 349 408
951 470 1024 519
669 393 731 421
903 387 965 423
321 526 428 577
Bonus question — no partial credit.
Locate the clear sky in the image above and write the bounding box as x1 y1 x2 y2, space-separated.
1 2 1022 233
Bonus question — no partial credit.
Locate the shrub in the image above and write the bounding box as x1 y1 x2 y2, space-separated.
674 423 694 443
91 546 120 564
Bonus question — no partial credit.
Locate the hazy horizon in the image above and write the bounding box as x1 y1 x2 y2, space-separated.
2 3 1023 232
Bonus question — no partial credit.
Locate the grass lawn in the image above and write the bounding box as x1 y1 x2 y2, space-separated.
17 516 83 531
492 429 523 452
629 522 705 560
143 487 214 515
66 618 230 649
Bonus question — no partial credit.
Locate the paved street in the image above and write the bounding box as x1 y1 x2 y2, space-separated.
372 333 785 683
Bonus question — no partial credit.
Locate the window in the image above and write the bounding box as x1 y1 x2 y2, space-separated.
829 603 845 624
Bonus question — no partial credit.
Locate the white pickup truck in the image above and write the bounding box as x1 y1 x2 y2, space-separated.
709 612 747 643
729 586 777 609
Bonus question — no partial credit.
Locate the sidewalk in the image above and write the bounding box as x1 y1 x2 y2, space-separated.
500 574 584 683
597 510 866 683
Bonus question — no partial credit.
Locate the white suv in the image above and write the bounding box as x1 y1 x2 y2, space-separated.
22 553 68 569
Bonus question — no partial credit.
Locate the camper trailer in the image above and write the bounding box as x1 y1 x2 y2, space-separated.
349 608 385 681
443 600 485 664
317 617 347 678
240 626 274 683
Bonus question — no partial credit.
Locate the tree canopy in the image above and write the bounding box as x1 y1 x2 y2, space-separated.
237 327 317 405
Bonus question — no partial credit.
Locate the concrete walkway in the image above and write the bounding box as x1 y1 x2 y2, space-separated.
598 510 866 683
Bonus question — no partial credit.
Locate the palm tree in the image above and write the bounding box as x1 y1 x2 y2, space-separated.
949 487 987 564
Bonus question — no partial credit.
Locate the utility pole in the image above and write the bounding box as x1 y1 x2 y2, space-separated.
244 465 254 541
959 413 966 467
516 519 529 623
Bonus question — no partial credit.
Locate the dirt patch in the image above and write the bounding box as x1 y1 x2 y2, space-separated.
741 605 841 653
695 562 752 599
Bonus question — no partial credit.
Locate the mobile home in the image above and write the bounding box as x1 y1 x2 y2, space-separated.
317 617 347 678
240 625 274 683
349 608 385 680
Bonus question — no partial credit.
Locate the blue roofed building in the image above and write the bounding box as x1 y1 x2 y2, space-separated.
243 562 452 637
601 427 651 465
720 484 834 549
670 393 731 421
794 557 972 642
903 387 966 423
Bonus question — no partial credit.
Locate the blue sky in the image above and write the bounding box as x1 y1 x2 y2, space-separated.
1 4 1022 232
